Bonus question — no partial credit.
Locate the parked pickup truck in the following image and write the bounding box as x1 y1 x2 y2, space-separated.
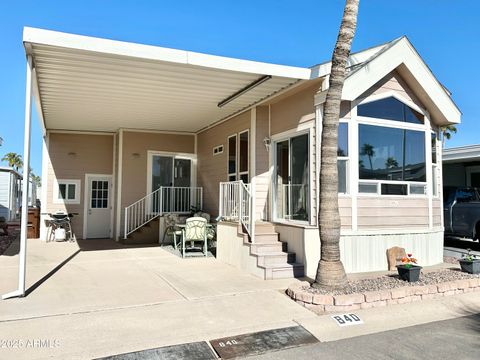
444 186 480 240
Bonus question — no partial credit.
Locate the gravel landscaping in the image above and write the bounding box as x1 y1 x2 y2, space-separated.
302 268 480 296
0 231 19 255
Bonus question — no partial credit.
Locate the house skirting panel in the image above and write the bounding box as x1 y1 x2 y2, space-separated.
274 224 444 277
216 222 265 279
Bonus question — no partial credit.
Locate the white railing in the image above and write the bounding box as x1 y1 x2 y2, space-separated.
219 181 255 243
124 186 202 238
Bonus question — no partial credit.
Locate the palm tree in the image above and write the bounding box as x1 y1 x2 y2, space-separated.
1 152 23 171
385 157 398 169
441 125 457 148
360 143 375 169
314 0 360 289
31 174 42 188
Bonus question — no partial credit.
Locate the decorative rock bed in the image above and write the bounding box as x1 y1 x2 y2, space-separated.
287 270 480 314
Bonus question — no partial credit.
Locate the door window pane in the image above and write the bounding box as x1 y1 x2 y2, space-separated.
275 140 289 220
228 136 236 175
152 156 173 190
91 180 108 208
174 159 191 187
239 131 249 173
431 133 437 164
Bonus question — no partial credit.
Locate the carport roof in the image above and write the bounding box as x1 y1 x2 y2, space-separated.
23 27 313 133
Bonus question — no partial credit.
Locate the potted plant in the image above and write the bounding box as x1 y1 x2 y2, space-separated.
459 249 480 274
396 253 422 282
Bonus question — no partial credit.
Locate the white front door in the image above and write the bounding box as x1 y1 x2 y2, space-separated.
86 175 112 239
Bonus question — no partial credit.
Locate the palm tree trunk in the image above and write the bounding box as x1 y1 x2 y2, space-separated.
313 0 360 288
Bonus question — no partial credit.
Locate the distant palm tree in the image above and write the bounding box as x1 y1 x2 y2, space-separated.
31 174 42 188
441 125 457 148
1 152 23 170
385 157 398 169
360 143 375 169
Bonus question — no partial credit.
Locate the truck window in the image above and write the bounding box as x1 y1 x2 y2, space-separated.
456 189 476 203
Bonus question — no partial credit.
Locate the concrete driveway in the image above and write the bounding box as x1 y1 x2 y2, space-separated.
0 238 314 359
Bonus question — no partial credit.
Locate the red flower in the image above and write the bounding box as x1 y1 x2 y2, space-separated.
407 253 412 257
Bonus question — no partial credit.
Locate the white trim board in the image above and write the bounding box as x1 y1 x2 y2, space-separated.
23 27 311 79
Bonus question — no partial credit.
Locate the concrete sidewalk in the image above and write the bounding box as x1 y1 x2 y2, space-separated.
1 238 479 359
0 238 314 359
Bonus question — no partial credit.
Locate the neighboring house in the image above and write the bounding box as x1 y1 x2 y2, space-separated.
443 145 480 187
0 167 22 221
22 27 460 278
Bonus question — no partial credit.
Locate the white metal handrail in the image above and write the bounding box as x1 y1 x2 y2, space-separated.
124 186 202 238
219 181 255 242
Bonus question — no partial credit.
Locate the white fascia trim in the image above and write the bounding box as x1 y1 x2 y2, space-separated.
23 27 311 79
31 68 46 136
341 38 461 125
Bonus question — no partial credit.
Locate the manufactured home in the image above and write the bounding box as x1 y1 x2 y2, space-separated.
0 167 22 220
21 28 460 279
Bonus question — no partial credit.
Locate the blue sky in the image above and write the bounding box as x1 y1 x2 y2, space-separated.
0 1 478 175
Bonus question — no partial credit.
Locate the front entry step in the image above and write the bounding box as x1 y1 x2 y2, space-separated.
121 218 159 245
238 221 304 280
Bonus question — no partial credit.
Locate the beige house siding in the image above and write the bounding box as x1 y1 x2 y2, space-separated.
255 106 270 220
270 84 317 136
46 132 114 239
433 198 442 227
338 197 352 230
359 70 424 109
197 111 251 216
357 197 429 230
120 131 195 224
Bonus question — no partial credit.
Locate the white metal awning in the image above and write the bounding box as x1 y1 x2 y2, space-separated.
23 27 313 133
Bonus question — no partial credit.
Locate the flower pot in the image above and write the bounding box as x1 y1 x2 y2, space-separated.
396 264 422 282
459 259 480 274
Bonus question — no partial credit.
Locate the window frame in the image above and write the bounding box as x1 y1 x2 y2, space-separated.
53 179 81 204
227 130 249 183
354 91 429 198
338 120 349 195
271 127 312 225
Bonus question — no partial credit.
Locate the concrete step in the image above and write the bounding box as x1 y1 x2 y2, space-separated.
260 263 305 280
123 218 159 245
253 233 280 244
256 252 296 266
250 242 285 255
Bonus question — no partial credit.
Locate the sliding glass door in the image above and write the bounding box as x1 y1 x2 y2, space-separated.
274 133 309 222
151 155 192 213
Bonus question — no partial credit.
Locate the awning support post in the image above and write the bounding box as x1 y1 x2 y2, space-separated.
3 54 33 300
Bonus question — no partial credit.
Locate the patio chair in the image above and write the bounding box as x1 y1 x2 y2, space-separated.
180 217 208 258
162 213 183 248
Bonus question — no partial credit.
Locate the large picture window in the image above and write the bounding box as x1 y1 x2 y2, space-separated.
359 125 425 182
358 124 426 196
